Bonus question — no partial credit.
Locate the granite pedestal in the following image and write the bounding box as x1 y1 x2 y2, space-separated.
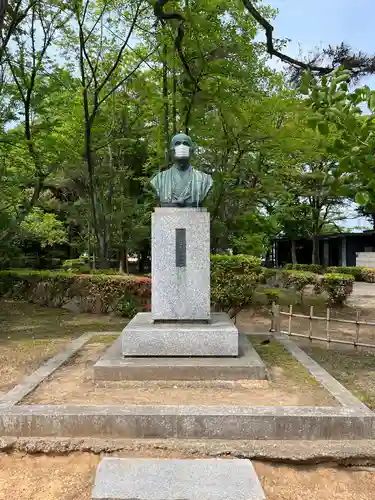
121 312 238 357
152 207 210 321
92 458 266 500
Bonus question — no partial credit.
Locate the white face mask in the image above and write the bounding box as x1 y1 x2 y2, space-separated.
174 144 190 159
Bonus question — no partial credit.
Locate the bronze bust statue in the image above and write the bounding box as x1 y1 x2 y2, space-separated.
150 133 213 207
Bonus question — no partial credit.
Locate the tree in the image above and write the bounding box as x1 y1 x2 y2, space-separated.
64 0 158 267
0 1 72 248
302 67 375 211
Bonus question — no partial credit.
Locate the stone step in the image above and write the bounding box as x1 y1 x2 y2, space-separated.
92 458 266 500
95 334 267 381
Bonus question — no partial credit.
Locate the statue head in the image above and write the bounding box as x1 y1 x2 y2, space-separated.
171 133 193 167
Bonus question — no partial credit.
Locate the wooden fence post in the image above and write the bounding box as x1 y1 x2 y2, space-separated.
288 304 293 336
326 307 331 344
355 310 360 348
308 305 314 341
275 304 281 334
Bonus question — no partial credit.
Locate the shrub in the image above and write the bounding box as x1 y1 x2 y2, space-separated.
327 266 361 280
360 268 375 283
211 254 262 318
91 268 121 275
61 258 90 274
327 266 375 283
282 270 316 294
0 270 151 317
262 288 281 305
285 263 325 274
315 273 354 306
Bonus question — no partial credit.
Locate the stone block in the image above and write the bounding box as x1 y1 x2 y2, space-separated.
121 312 238 357
152 207 210 321
95 334 267 381
91 458 266 500
2 404 375 440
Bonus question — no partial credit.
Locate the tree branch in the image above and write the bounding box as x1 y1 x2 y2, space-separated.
153 0 197 86
96 2 142 95
97 45 159 108
241 0 332 75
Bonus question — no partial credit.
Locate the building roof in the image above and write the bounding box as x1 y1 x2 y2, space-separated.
275 230 375 242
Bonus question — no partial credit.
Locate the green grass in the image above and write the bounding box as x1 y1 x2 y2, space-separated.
0 300 126 390
0 300 126 342
249 335 319 386
87 334 120 345
303 344 375 409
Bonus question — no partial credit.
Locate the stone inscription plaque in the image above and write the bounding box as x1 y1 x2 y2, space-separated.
175 228 186 267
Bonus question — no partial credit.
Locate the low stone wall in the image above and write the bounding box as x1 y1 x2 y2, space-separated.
356 252 375 269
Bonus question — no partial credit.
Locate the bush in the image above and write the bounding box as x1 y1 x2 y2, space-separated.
61 258 90 274
327 266 361 280
360 268 375 283
0 270 151 317
262 288 281 305
91 268 121 275
281 270 316 300
285 263 325 274
315 273 354 306
327 266 375 283
211 254 262 318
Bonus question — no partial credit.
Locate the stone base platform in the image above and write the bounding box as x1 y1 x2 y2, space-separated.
121 312 239 357
92 458 266 500
94 335 267 381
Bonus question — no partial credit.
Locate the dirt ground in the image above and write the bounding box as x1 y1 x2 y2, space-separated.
24 341 335 406
0 300 125 393
0 452 374 500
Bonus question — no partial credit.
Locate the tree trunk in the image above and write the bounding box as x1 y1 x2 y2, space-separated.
172 58 177 135
119 248 127 274
291 239 297 264
162 41 169 166
312 235 320 265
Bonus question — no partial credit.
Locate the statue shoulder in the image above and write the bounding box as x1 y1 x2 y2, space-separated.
192 168 212 180
151 169 168 187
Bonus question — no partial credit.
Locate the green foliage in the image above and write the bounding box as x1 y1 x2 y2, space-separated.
285 264 375 283
326 266 362 281
90 269 122 276
115 295 139 318
263 288 281 305
314 273 354 306
303 67 375 212
20 208 67 248
327 266 375 283
61 258 90 274
0 270 151 317
210 254 262 317
285 263 325 274
0 0 364 273
281 270 316 301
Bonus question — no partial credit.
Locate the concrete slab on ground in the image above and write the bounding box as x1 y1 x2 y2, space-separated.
91 458 266 500
95 334 267 381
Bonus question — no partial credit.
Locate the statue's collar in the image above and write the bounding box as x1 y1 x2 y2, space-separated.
172 163 192 171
